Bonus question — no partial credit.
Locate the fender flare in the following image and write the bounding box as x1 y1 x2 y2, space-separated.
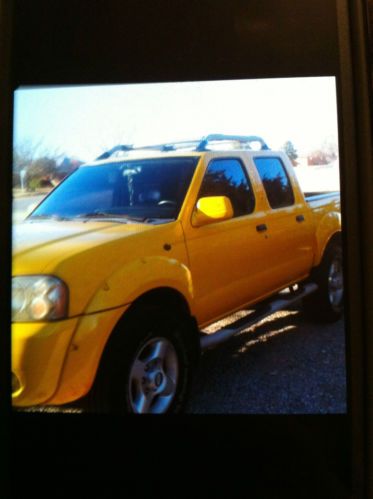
313 211 341 267
84 256 195 315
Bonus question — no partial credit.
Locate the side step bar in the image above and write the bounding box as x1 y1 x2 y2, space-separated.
200 282 318 351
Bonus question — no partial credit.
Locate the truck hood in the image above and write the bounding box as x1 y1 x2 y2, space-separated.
12 220 154 272
12 218 186 316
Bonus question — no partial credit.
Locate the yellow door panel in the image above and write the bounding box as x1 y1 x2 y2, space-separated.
185 212 277 324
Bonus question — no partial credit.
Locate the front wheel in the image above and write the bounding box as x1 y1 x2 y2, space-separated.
89 307 196 414
303 241 344 322
128 335 181 414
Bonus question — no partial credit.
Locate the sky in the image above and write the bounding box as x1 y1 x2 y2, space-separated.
13 77 339 163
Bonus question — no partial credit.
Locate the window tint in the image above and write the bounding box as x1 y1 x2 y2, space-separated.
199 158 255 217
30 157 198 221
254 157 295 209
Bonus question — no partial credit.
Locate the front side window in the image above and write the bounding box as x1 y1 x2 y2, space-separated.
253 157 295 209
198 158 255 217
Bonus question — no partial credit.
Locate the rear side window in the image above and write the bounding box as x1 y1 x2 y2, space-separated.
199 158 255 217
253 157 295 209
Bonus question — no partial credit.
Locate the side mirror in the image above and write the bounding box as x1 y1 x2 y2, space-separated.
191 196 234 227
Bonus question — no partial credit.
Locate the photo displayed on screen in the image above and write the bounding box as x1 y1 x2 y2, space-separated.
12 78 346 415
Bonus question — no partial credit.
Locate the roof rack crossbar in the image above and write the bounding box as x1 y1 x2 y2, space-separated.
140 140 202 152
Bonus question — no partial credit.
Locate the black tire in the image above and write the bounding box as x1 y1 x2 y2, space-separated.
86 306 196 414
303 241 344 322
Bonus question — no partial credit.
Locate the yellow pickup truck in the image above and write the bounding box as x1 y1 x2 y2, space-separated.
12 134 343 414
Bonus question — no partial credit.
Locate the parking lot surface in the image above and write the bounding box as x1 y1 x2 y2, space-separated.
186 308 346 414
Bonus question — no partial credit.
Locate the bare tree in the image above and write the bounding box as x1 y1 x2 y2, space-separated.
13 140 64 189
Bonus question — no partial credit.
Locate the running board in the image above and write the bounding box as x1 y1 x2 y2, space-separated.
200 282 318 351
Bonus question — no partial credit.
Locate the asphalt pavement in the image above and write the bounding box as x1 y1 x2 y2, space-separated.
186 307 346 414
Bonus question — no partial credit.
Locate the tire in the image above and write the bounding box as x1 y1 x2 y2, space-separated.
87 306 196 414
303 241 344 322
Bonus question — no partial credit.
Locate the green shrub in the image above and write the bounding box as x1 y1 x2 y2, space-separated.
28 177 41 191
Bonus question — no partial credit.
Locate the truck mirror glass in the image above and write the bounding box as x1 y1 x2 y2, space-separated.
191 196 233 227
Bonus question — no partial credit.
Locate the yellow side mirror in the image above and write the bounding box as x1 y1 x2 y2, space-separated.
191 196 234 227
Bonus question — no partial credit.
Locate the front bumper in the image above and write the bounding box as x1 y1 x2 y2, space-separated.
12 305 129 407
12 319 79 406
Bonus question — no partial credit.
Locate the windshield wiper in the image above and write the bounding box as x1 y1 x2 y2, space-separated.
27 214 72 221
75 212 146 223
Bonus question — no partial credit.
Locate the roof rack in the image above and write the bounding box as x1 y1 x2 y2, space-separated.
96 134 269 160
196 134 269 151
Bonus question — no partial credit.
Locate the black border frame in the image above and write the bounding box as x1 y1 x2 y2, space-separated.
2 1 372 497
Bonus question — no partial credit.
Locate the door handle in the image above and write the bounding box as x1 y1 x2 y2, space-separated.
296 214 305 223
256 224 268 232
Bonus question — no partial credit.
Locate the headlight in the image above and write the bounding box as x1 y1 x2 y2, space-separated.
12 276 68 322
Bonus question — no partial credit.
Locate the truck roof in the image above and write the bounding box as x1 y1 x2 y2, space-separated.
86 149 203 167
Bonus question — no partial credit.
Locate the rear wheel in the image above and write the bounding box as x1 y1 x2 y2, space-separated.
303 241 344 322
88 307 196 414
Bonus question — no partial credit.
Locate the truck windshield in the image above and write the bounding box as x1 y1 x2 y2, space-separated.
29 157 199 223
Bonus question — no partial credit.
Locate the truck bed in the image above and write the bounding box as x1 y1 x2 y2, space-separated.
304 191 340 201
305 191 340 212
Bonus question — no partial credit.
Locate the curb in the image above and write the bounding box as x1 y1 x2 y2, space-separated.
13 190 51 199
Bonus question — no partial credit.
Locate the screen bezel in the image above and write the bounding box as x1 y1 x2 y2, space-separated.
2 1 372 497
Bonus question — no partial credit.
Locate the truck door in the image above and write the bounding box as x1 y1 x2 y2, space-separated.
183 156 271 326
251 155 315 290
